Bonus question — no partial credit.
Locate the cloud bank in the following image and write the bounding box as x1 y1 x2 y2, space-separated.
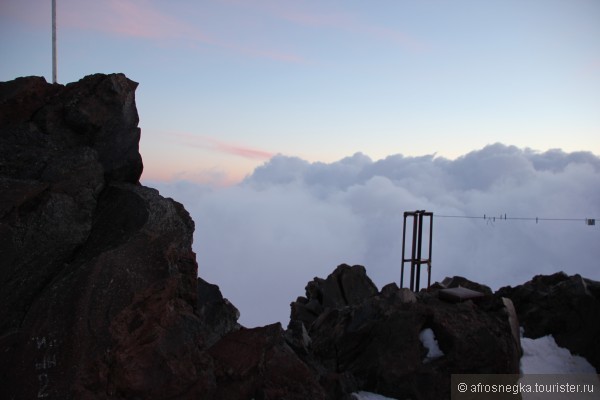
147 144 600 327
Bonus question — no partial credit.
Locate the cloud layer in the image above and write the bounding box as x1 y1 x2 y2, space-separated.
148 144 600 327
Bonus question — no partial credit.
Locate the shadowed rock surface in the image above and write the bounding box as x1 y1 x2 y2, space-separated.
290 264 379 329
497 272 600 372
289 269 521 400
0 74 237 399
197 277 241 347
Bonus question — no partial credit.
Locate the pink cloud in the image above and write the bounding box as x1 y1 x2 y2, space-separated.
60 0 213 43
142 162 243 187
173 132 275 161
585 58 600 72
247 1 428 52
57 0 306 63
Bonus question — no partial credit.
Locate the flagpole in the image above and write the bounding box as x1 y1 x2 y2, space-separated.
52 0 57 83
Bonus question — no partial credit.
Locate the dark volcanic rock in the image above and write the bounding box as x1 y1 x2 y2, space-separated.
197 277 241 347
290 264 379 328
290 270 521 400
440 275 493 295
0 74 142 183
0 74 232 400
497 272 600 372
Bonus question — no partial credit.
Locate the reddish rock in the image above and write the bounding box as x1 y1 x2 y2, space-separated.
209 323 328 400
0 74 220 399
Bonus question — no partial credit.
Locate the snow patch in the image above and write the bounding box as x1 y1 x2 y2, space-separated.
352 391 397 400
419 328 444 362
520 335 596 374
519 335 599 399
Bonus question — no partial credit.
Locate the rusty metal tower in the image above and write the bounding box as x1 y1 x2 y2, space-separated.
401 210 433 292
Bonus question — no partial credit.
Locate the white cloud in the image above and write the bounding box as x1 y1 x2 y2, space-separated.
147 144 600 327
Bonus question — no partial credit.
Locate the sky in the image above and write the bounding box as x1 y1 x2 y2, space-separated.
1 1 599 327
1 0 599 183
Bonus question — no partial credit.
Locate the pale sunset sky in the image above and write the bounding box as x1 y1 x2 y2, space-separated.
1 0 599 186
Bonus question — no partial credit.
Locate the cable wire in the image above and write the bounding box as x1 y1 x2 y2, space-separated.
433 213 597 225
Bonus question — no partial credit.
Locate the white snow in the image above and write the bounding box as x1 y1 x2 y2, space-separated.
519 335 599 399
351 391 397 400
520 334 596 374
419 328 444 362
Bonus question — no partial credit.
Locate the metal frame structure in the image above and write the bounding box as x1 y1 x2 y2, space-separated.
400 210 433 292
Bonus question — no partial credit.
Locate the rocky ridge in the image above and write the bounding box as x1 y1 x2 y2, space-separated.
497 272 600 372
1 74 597 400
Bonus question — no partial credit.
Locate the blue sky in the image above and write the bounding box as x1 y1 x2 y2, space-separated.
1 0 599 184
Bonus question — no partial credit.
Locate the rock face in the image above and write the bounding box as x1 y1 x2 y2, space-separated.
0 74 239 399
289 267 521 400
498 272 600 372
290 264 379 328
197 277 241 347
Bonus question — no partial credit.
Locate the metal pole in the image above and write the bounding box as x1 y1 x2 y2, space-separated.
52 0 57 84
409 213 417 291
400 212 407 288
427 212 433 289
415 211 423 291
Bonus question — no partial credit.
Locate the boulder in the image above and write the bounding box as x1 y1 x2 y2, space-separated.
497 272 600 372
197 277 241 347
440 276 493 295
0 74 142 184
290 264 378 328
381 283 417 304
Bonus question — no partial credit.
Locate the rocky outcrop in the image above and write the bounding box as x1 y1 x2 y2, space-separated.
0 74 237 399
197 277 241 347
290 264 379 328
289 269 521 400
498 272 600 372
